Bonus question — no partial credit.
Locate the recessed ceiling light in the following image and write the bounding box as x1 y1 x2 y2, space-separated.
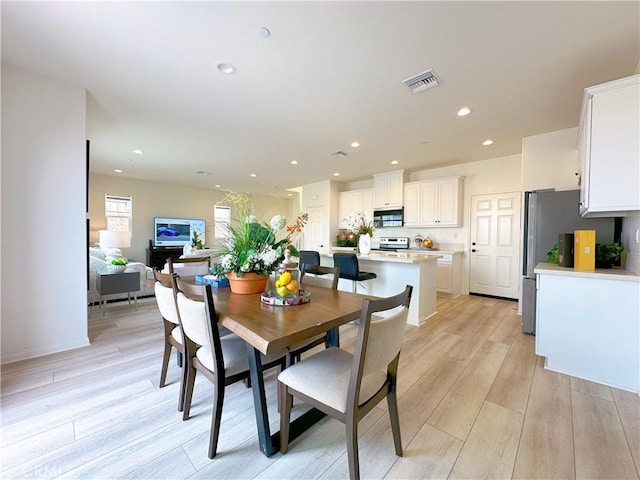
257 27 271 38
114 169 123 173
132 149 143 155
290 160 298 165
216 62 237 75
457 107 472 117
196 170 210 175
250 173 257 177
333 172 340 177
287 193 293 197
482 139 494 146
214 184 221 188
351 141 360 148
391 160 399 165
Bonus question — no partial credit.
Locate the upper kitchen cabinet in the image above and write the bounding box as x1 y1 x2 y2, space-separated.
338 188 373 229
578 74 639 217
404 176 463 227
373 170 407 208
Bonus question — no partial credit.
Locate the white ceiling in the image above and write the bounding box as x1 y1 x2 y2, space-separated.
2 1 639 197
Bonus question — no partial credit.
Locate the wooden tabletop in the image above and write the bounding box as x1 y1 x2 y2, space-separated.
207 285 376 354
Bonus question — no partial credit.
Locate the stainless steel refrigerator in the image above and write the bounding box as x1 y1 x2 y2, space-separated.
521 190 616 334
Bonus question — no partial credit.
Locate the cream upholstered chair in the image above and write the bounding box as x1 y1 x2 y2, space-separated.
154 269 187 411
168 256 210 276
278 285 413 480
173 277 286 459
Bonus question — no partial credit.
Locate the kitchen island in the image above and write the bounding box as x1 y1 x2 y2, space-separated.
535 262 640 392
319 251 441 326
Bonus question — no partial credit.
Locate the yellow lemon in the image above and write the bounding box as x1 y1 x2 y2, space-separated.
277 285 290 297
279 271 292 285
286 279 298 292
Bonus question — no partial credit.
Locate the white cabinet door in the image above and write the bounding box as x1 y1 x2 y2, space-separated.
580 75 640 216
436 177 460 226
419 181 438 225
403 183 421 226
339 189 373 229
373 171 405 208
436 261 452 292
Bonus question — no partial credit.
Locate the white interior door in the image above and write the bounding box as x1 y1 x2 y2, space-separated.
469 192 521 299
302 205 327 251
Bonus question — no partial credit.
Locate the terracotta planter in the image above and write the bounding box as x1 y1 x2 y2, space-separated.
226 272 269 295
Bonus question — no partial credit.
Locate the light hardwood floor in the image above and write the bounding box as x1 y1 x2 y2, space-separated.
1 295 638 479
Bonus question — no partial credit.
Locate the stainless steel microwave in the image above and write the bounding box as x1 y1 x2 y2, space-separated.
373 208 404 228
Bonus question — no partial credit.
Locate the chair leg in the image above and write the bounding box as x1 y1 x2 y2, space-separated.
208 376 225 459
159 341 172 388
182 363 197 420
346 420 360 480
177 350 187 412
278 382 293 454
387 389 403 456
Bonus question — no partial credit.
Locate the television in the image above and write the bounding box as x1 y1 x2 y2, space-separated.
154 217 205 247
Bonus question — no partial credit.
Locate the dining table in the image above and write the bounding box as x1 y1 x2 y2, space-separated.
204 283 377 457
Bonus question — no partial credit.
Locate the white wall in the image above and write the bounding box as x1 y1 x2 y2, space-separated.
522 127 581 192
1 64 89 363
89 173 299 263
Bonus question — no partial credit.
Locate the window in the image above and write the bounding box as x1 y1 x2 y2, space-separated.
105 194 132 232
214 205 231 239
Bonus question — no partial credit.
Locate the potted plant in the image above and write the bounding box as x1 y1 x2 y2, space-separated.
109 256 128 273
596 242 623 268
213 192 307 294
343 211 375 255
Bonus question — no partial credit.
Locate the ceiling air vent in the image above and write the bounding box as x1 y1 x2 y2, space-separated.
402 68 440 94
330 151 348 158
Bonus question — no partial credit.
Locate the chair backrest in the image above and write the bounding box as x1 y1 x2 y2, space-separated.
348 285 413 407
168 256 211 276
299 250 321 270
300 265 340 290
154 269 180 325
174 277 225 373
333 253 359 280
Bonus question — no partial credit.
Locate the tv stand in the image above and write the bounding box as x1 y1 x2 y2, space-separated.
146 240 184 270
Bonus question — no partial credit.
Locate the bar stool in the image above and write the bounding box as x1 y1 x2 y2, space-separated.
332 253 377 293
299 250 324 275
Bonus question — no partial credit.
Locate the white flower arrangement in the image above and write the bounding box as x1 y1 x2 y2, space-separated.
343 211 374 236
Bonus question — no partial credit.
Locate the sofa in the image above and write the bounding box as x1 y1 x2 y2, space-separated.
88 247 155 305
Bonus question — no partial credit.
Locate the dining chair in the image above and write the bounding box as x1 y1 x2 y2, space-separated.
285 265 341 366
168 256 211 276
153 269 187 411
173 277 287 459
278 285 413 480
298 250 325 275
300 264 340 290
332 253 377 292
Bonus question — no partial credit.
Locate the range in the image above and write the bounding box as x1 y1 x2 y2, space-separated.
372 237 410 252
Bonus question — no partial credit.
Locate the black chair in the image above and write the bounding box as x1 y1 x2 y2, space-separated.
298 250 323 274
333 253 377 293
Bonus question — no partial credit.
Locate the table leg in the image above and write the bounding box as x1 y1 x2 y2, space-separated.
326 327 340 348
246 344 277 456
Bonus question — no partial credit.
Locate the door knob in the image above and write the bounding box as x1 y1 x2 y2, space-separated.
471 249 478 252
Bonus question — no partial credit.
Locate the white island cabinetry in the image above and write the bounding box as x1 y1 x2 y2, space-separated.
535 263 640 393
321 251 440 327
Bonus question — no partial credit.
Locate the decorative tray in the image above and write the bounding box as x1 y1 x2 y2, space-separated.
261 290 311 306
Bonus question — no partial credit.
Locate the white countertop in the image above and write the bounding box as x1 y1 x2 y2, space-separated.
322 251 441 264
534 262 640 282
